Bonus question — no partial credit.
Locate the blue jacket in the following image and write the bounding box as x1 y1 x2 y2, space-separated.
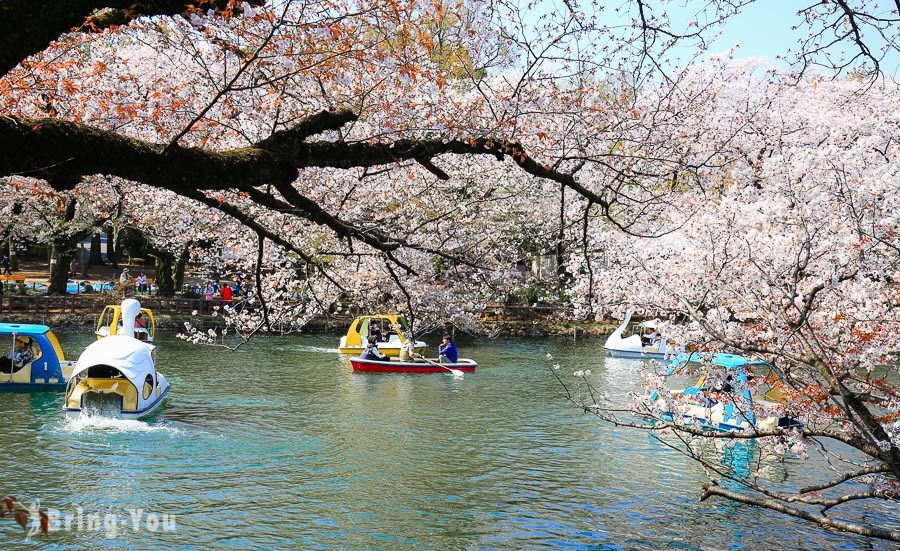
438 341 458 363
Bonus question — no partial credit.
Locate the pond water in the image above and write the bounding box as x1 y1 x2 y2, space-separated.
0 332 897 549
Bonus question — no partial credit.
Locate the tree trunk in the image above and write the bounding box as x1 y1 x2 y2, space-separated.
47 196 89 295
89 232 103 265
556 182 565 295
108 225 118 267
174 243 191 292
79 243 89 277
47 245 75 295
8 235 17 271
153 254 175 297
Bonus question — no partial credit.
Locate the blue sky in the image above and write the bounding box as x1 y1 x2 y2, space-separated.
683 1 900 76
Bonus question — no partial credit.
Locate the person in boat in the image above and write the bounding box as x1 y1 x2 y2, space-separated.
361 336 389 362
642 330 659 346
132 313 149 340
438 335 458 364
699 388 719 408
0 335 34 373
370 325 386 342
134 312 148 331
399 339 416 363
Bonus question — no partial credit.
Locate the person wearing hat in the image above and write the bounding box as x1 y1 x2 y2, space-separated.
0 335 34 373
119 268 131 284
438 335 458 364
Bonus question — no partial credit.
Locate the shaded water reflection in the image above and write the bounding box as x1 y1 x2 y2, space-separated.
0 332 896 549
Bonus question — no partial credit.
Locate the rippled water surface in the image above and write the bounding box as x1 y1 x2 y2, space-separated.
0 332 896 549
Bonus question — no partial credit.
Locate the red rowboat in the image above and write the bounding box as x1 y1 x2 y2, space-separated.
350 357 477 373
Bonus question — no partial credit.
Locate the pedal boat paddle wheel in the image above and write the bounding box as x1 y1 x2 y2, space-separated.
65 299 170 419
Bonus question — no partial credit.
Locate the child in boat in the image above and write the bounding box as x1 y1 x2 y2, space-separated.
438 335 458 363
361 336 389 361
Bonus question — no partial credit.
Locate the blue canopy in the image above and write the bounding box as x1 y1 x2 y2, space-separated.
711 353 770 369
0 323 51 335
667 351 770 372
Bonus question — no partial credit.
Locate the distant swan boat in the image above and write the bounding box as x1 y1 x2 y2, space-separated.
603 310 683 360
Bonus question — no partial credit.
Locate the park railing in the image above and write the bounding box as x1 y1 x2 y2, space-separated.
0 295 574 325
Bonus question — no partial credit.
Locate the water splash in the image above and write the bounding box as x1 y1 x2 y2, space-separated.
60 414 182 435
286 345 342 354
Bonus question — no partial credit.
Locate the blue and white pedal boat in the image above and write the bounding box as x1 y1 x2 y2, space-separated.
0 323 75 391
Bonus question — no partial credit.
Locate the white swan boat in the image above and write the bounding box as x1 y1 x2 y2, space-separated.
604 310 682 360
64 299 170 419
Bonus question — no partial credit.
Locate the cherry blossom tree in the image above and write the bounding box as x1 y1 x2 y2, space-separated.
0 0 897 539
561 65 900 541
0 176 123 293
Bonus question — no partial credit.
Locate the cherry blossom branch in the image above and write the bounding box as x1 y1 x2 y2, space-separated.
700 484 900 541
180 188 346 291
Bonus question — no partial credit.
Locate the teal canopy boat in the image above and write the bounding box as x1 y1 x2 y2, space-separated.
0 323 75 391
651 353 800 432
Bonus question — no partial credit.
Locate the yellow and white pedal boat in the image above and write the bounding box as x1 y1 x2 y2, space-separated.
338 315 427 357
95 303 156 342
65 299 169 419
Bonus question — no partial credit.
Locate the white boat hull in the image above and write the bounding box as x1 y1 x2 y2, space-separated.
605 348 674 360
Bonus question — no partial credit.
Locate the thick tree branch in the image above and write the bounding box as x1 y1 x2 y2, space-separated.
257 109 359 155
0 1 263 77
0 116 607 212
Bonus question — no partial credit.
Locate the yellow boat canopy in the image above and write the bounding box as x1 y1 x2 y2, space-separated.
95 304 156 342
342 314 411 349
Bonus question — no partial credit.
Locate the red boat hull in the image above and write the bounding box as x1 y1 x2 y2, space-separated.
350 358 477 373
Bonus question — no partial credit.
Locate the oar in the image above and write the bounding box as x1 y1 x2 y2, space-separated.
413 353 464 378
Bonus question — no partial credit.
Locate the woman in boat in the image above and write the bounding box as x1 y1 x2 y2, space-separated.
361 336 389 362
438 335 458 363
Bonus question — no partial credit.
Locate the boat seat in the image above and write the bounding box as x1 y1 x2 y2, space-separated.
5 361 32 383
